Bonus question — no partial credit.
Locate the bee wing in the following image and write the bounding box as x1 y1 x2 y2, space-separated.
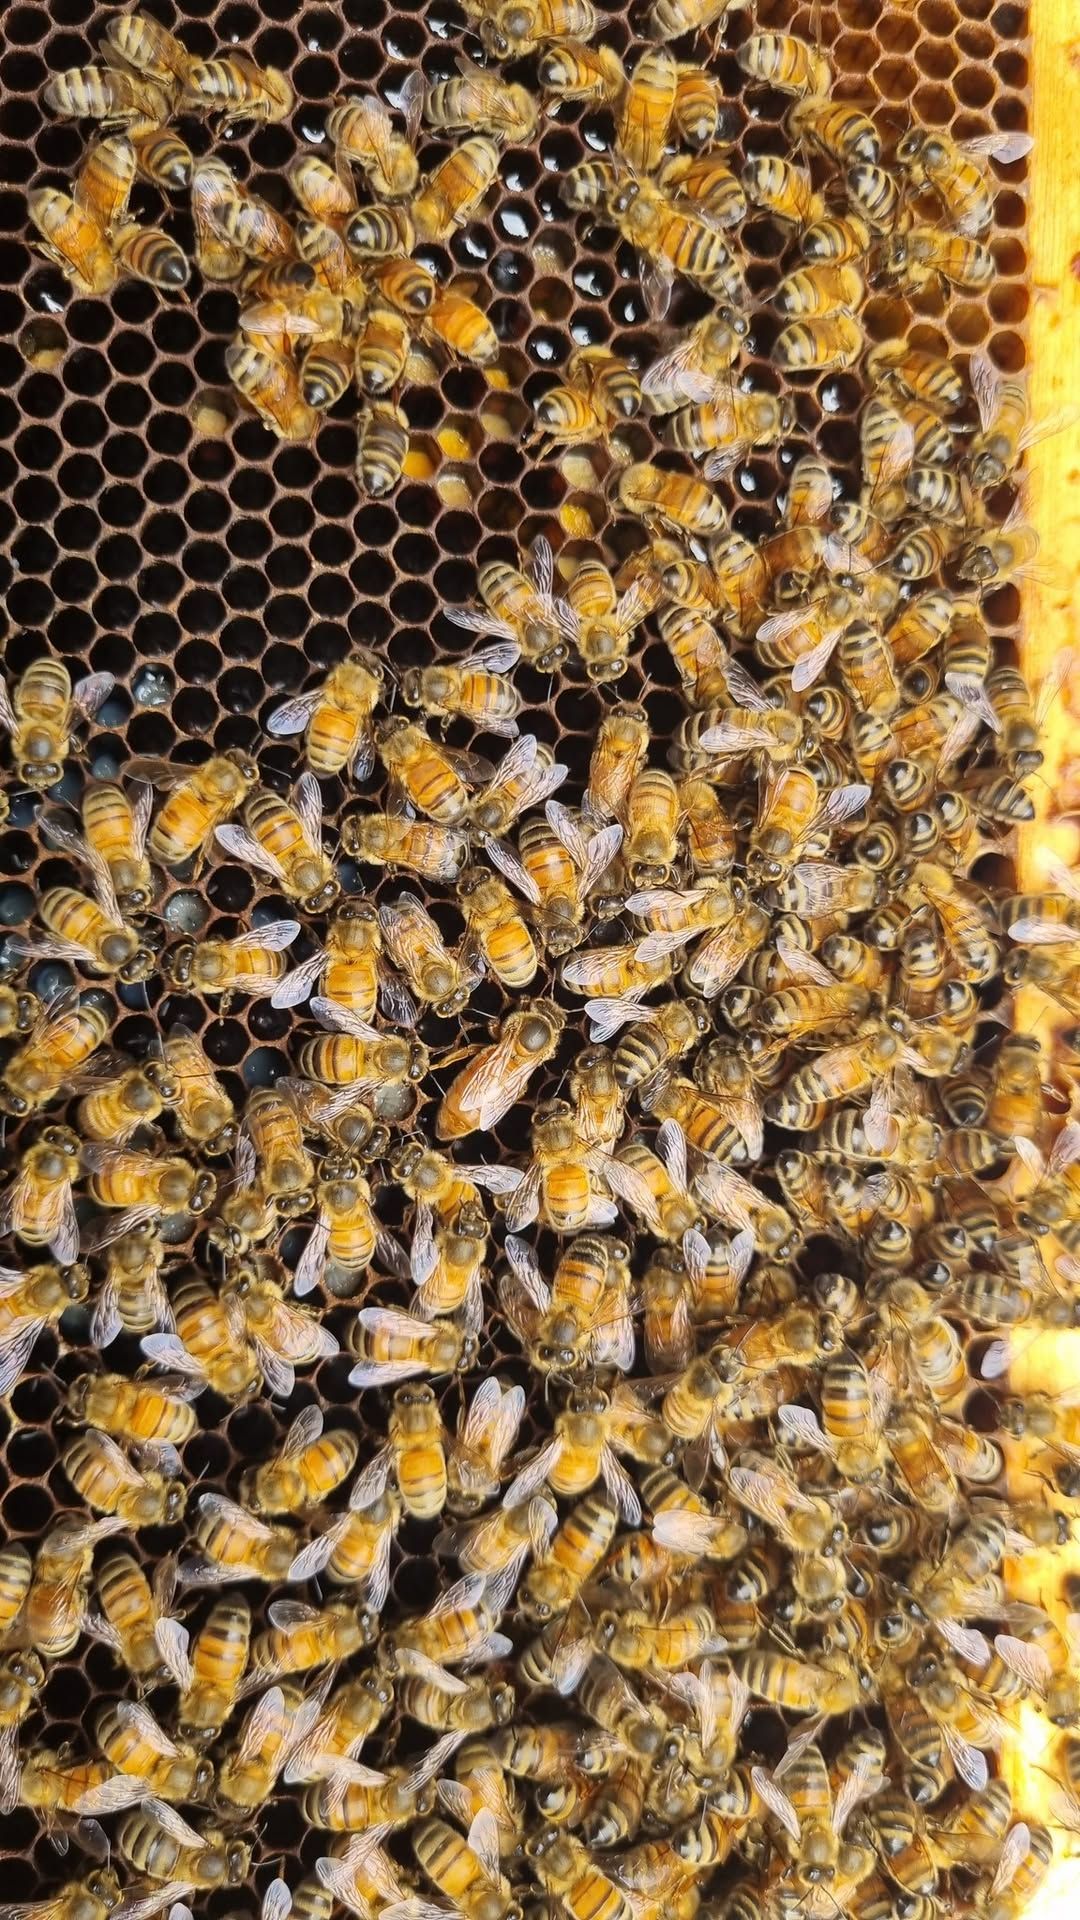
447 606 518 640
603 1155 663 1234
585 992 653 1041
641 335 708 406
116 1889 198 1920
4 929 97 969
456 1162 524 1196
38 811 91 862
261 1883 293 1920
726 1465 803 1537
992 1633 1053 1691
937 1621 991 1665
154 1613 193 1689
462 1378 526 1467
73 672 116 720
502 1162 542 1233
0 1317 47 1397
968 347 1001 434
281 1404 325 1458
1008 917 1080 946
267 688 324 736
294 770 325 849
600 1443 641 1524
468 642 521 673
309 998 382 1038
941 1726 988 1792
777 1404 834 1455
465 1808 502 1887
944 671 1001 734
215 821 288 881
115 1698 181 1756
271 949 327 1010
235 918 301 953
750 1766 801 1842
293 1210 330 1299
479 836 541 905
486 730 538 788
199 1491 276 1539
0 1729 20 1817
774 937 834 985
961 131 1033 165
581 821 626 893
144 1798 207 1848
790 629 841 693
642 259 675 323
821 782 870 824
502 1437 563 1507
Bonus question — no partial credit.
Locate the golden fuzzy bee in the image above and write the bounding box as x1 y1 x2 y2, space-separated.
559 562 653 685
412 136 502 241
42 780 155 914
0 660 113 792
215 773 339 914
435 999 566 1142
895 126 1032 236
424 55 539 142
329 76 424 201
164 918 301 1002
483 799 623 956
30 135 189 295
379 892 480 1018
227 342 319 442
298 998 430 1093
469 0 599 59
610 177 742 311
8 846 158 985
403 645 522 738
293 1154 379 1296
180 51 294 124
531 346 643 462
448 535 576 670
62 1429 186 1530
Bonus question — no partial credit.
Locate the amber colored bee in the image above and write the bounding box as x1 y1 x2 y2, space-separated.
180 51 293 123
412 136 501 241
532 348 642 462
883 225 994 294
403 645 522 738
742 154 825 228
776 313 864 374
736 31 831 94
610 179 741 309
539 40 624 102
584 705 650 823
0 659 113 793
895 126 1032 236
473 0 598 58
449 535 575 671
227 342 319 441
11 851 157 986
562 563 652 684
665 385 794 479
329 74 423 199
618 462 725 537
67 1372 196 1449
425 55 538 141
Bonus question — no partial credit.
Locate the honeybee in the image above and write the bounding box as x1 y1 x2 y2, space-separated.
165 919 301 1002
0 660 113 793
473 0 599 58
298 1000 429 1096
29 159 188 293
776 314 864 374
214 1679 339 1812
67 1373 196 1450
226 342 318 441
0 1874 182 1920
412 137 501 240
267 650 384 778
0 1649 44 1813
582 705 650 825
378 893 478 1019
42 780 154 916
403 646 523 739
425 56 538 142
292 1153 378 1298
74 1698 213 1819
503 1380 674 1524
457 868 539 990
499 1233 633 1374
883 225 994 295
618 462 725 536
736 31 831 94
532 348 642 463
326 75 420 191
348 1306 478 1389
641 312 750 415
742 153 824 228
116 1798 250 1889
449 537 575 671
665 385 794 480
180 1491 304 1591
44 60 171 124
63 1429 186 1530
485 801 623 957
214 775 338 915
157 1025 236 1157
0 1257 88 1395
735 1649 868 1718
342 809 470 883
354 399 409 496
611 180 741 311
126 749 259 873
20 1514 127 1661
561 564 652 685
527 1827 632 1920
181 50 293 123
539 39 624 101
447 1379 527 1515
895 127 1032 236
436 999 565 1141
91 1551 181 1687
0 1127 82 1265
140 1271 260 1402
414 1809 518 1920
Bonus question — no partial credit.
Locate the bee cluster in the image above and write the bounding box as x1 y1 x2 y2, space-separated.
1 4 1074 1920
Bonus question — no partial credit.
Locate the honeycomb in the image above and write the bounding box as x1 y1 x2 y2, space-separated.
0 0 1048 1911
